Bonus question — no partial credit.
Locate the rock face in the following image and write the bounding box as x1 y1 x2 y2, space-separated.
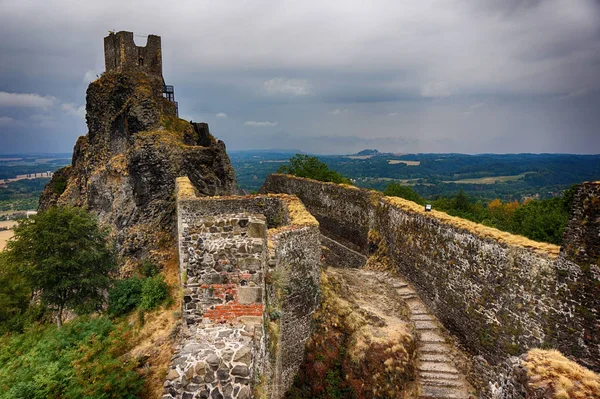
40 72 237 265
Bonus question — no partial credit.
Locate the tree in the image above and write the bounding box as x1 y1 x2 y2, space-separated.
383 182 425 205
6 207 116 326
453 189 472 213
0 253 31 329
278 154 351 184
510 197 568 245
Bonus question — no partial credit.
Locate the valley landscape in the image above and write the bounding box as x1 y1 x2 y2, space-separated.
1 1 600 399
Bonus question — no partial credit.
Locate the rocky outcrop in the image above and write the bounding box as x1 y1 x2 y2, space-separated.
286 267 418 399
40 72 237 266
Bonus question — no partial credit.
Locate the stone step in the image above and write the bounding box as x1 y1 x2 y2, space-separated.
411 314 436 321
406 301 428 314
418 362 459 374
419 331 446 343
415 320 438 330
420 353 452 363
420 343 448 354
397 287 415 295
421 378 464 388
419 372 460 380
391 281 408 289
420 385 467 399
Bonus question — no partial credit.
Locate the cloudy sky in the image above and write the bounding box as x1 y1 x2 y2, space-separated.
1 0 599 154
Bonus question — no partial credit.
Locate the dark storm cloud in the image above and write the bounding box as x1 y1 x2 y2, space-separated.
0 0 599 154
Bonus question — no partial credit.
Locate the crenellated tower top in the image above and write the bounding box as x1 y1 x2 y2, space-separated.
104 31 162 77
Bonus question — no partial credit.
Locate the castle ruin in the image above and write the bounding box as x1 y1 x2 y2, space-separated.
104 31 178 115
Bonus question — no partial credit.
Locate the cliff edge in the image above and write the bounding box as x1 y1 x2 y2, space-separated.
40 71 237 266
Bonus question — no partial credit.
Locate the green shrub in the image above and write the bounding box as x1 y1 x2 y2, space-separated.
140 275 169 311
383 182 425 205
140 260 159 277
278 154 351 184
108 277 144 316
0 316 143 399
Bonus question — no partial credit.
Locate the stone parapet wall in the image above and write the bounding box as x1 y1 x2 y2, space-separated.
320 234 367 269
266 225 321 396
260 174 374 252
166 177 321 399
261 174 600 380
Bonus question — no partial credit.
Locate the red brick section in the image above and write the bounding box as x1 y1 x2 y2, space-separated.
200 283 263 322
203 304 263 322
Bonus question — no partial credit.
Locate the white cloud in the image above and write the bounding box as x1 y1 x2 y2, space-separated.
330 108 348 115
61 103 85 118
216 112 228 118
420 82 451 98
83 70 98 84
388 112 398 116
61 103 86 118
0 92 56 108
264 78 312 96
0 116 16 125
244 120 279 127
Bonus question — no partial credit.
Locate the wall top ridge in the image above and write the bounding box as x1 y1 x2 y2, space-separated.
262 173 561 258
382 196 560 258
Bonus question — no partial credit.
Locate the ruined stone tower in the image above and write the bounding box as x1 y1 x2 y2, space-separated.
104 31 177 115
104 31 162 77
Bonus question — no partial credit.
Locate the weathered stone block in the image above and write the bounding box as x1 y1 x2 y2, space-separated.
247 221 266 238
237 287 262 304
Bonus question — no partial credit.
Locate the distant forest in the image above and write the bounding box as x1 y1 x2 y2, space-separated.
230 151 600 202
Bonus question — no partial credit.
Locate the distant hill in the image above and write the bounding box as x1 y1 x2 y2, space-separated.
355 149 380 156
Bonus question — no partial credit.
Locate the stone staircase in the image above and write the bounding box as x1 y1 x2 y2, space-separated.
379 274 475 399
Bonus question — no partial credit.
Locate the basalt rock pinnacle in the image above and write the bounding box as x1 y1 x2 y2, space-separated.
40 72 237 266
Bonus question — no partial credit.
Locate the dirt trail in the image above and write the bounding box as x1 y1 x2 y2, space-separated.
327 267 475 399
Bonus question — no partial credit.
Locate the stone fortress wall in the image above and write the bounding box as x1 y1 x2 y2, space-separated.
164 177 321 399
261 174 600 389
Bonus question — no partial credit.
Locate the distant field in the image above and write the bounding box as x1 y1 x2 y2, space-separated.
347 155 373 159
446 173 528 184
0 229 13 251
388 160 420 166
0 221 17 229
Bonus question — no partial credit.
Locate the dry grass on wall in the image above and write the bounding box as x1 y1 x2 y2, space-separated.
383 196 561 257
524 349 600 399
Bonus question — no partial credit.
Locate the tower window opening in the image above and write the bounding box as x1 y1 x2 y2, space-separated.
138 58 144 66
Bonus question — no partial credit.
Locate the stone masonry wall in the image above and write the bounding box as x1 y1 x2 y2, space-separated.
261 174 600 380
166 177 321 399
266 226 321 396
260 174 374 253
